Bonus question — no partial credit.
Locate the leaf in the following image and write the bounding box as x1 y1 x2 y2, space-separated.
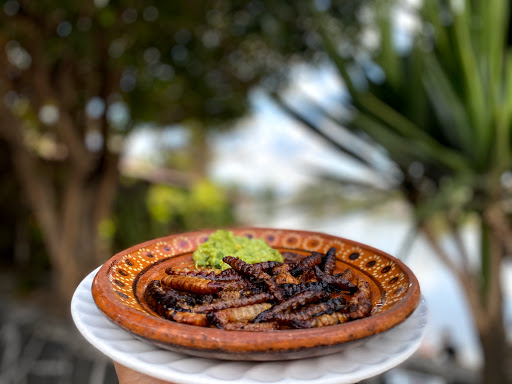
505 52 512 123
421 54 473 156
351 112 436 167
314 12 359 97
316 9 469 173
493 51 512 171
269 91 377 169
413 172 475 222
356 93 469 171
374 0 400 90
478 0 508 107
451 0 490 163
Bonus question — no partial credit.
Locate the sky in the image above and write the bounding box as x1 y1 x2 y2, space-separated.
209 64 392 196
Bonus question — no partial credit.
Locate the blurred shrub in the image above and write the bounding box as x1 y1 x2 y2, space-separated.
110 177 235 253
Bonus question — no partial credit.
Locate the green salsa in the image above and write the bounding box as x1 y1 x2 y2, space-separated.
193 230 283 270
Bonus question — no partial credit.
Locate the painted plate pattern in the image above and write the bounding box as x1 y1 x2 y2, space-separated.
91 228 421 360
73 268 428 384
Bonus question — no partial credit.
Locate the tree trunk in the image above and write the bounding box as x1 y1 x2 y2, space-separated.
422 216 511 384
479 318 510 384
53 154 119 302
476 218 511 384
1 108 119 305
53 175 103 302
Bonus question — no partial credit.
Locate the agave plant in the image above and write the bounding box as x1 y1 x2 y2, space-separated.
274 0 512 382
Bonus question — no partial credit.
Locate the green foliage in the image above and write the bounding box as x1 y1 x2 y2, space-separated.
147 179 234 230
1 0 331 134
292 4 512 378
110 178 235 253
0 0 333 292
313 0 512 220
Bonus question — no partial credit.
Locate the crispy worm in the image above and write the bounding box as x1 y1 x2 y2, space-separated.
273 296 347 325
145 281 207 325
161 274 224 295
222 322 279 331
191 291 273 313
348 279 372 319
254 290 328 323
321 247 337 275
146 247 374 330
272 263 300 284
289 252 323 277
222 256 285 302
209 302 272 326
314 266 357 293
279 281 332 298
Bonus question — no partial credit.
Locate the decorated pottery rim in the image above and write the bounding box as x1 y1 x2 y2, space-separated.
91 227 421 361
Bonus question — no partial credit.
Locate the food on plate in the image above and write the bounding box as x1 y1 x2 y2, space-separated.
145 246 373 331
192 230 283 270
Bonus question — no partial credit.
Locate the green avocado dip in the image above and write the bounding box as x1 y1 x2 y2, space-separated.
193 230 283 270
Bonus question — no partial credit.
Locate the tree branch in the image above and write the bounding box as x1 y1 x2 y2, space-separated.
269 91 378 169
28 41 95 174
0 107 60 258
420 221 486 331
5 4 95 174
484 202 512 256
447 217 474 275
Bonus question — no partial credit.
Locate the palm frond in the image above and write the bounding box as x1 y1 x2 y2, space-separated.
421 54 472 154
450 1 490 163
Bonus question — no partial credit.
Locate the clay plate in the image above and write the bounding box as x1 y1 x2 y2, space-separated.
92 227 421 361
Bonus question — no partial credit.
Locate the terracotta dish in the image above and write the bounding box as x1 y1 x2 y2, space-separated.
92 228 421 361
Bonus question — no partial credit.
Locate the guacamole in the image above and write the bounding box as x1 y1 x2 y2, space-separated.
193 230 283 270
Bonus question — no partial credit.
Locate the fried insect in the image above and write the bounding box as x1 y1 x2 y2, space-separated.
215 290 241 301
222 256 285 302
252 260 282 273
217 279 251 292
165 266 246 283
145 280 175 315
146 250 374 331
145 280 206 325
273 297 347 324
221 322 279 331
289 310 351 329
165 266 220 279
215 268 244 281
339 268 355 283
314 266 357 293
289 252 323 276
321 247 337 275
279 281 332 298
272 263 299 285
161 274 224 295
281 251 304 264
170 311 208 326
191 291 273 313
145 280 196 311
209 303 272 326
222 256 270 279
348 279 372 319
254 290 328 323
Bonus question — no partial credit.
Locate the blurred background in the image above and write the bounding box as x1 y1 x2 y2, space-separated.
1 0 511 383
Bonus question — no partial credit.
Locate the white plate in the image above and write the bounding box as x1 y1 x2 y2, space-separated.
71 267 427 384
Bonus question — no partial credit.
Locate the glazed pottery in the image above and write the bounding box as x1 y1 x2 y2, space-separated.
92 227 421 361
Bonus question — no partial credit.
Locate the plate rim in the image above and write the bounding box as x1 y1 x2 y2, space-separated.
91 227 421 360
73 267 428 384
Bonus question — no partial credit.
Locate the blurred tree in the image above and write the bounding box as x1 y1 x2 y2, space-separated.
105 177 235 255
0 0 344 301
274 0 512 382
